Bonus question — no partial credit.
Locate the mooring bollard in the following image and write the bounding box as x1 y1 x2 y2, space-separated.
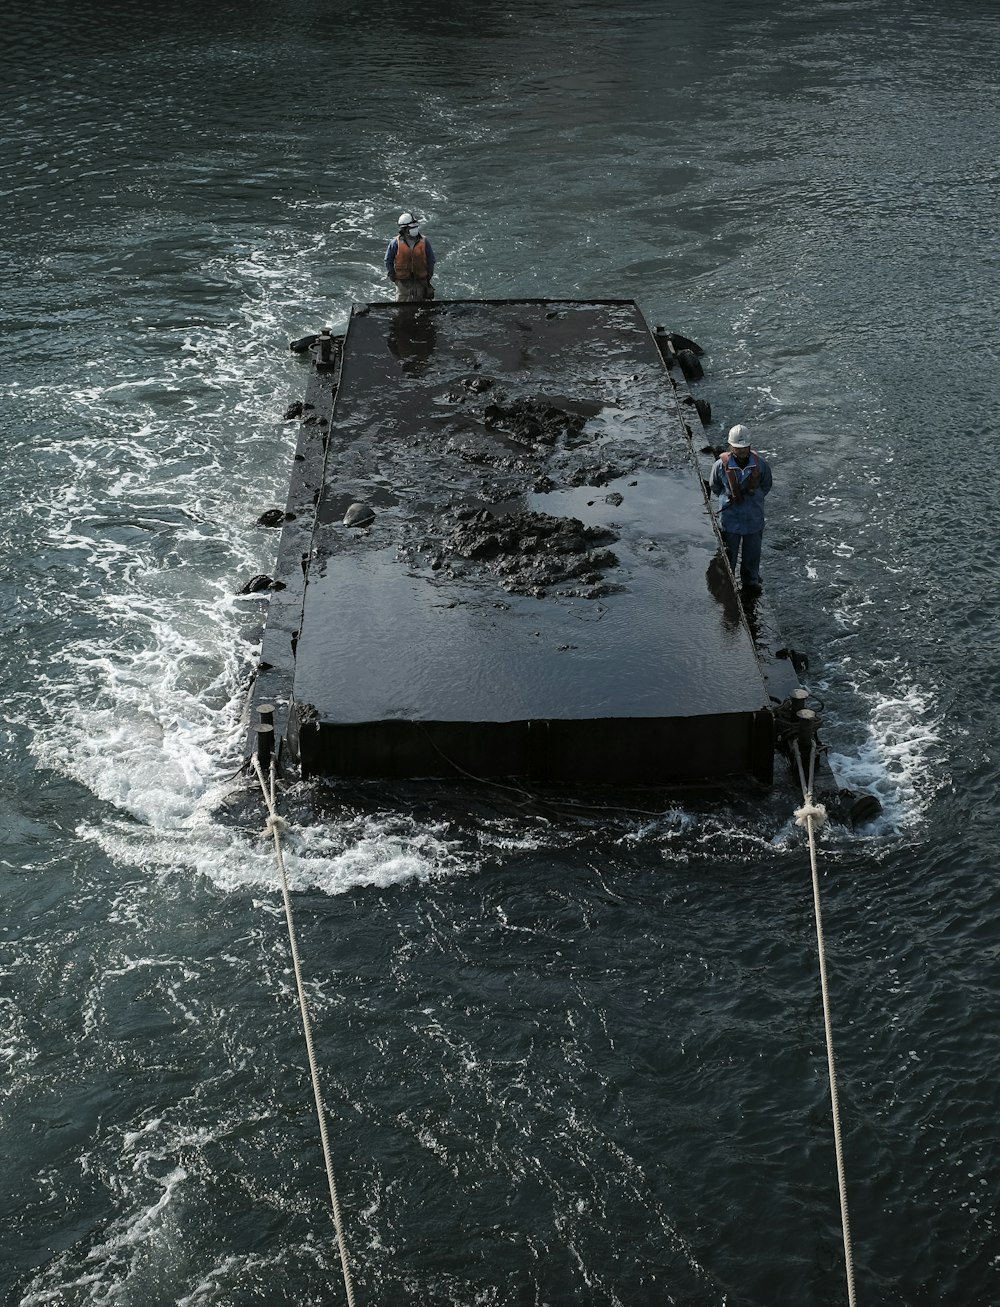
257 704 275 766
796 707 818 750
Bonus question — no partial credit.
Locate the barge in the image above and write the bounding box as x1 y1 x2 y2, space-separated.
245 298 874 815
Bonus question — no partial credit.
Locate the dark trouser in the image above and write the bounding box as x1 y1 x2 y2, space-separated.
395 278 430 302
721 529 763 589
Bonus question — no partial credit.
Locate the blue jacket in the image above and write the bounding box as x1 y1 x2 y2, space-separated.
384 236 436 281
709 450 772 535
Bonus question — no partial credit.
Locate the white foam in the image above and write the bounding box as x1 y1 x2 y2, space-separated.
826 675 941 833
76 794 468 897
173 1257 244 1307
18 1166 189 1307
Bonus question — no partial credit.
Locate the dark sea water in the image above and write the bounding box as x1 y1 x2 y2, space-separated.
3 1 999 1303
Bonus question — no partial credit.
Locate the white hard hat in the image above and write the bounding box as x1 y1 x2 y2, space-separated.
398 211 415 227
727 424 751 448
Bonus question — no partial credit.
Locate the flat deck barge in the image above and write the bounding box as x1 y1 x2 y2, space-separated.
248 299 783 787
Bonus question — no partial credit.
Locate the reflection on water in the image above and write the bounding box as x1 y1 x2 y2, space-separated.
386 306 438 373
705 548 743 631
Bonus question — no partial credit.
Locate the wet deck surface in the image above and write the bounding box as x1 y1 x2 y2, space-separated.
281 300 773 785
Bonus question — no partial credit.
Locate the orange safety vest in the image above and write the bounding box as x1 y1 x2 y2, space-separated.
721 450 761 503
394 236 429 280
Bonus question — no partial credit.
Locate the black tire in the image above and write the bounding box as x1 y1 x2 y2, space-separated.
678 349 704 382
694 397 712 426
289 333 319 353
848 793 883 828
238 574 273 595
668 332 704 356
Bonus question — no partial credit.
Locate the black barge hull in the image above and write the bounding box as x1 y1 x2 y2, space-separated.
250 299 777 788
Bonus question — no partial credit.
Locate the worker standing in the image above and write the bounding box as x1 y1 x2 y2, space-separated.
385 212 436 302
709 424 773 594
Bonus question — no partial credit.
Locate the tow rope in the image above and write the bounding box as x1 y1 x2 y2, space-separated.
790 726 858 1307
250 752 358 1307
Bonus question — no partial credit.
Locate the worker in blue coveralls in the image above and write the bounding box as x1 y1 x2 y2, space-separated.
709 424 773 593
385 211 436 302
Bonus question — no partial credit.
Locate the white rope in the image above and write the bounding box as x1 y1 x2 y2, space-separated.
792 741 858 1307
251 753 358 1307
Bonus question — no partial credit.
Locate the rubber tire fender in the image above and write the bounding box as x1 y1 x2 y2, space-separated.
677 348 704 382
848 793 883 828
